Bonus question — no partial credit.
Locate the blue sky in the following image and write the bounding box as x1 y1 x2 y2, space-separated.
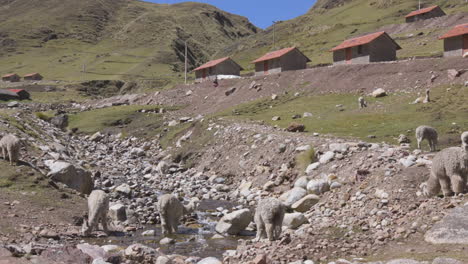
146 0 317 29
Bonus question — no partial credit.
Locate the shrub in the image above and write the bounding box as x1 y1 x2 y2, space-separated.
295 146 316 173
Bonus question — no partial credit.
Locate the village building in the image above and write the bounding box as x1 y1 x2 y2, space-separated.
252 47 310 77
0 89 19 101
193 57 243 82
331 31 401 65
9 89 30 100
439 23 468 58
23 73 43 81
1 73 20 82
405 6 446 23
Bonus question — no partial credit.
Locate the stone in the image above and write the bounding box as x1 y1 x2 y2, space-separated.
142 230 155 236
271 94 278 100
294 176 310 189
272 116 281 121
283 213 308 229
92 258 111 264
215 209 252 235
156 161 169 175
90 132 104 142
77 243 108 260
386 260 427 264
447 69 460 80
238 181 252 197
168 120 178 127
432 257 464 264
40 246 92 264
306 179 330 195
280 187 307 207
130 148 145 157
305 162 320 175
303 112 313 117
398 134 411 144
225 87 236 96
425 205 468 244
253 254 267 264
160 237 175 245
319 151 335 164
197 257 222 264
109 203 127 222
156 256 173 264
45 161 93 195
124 244 159 262
115 183 131 196
101 245 121 253
50 114 68 130
7 101 19 107
291 194 320 213
287 123 305 132
329 143 348 153
372 88 387 98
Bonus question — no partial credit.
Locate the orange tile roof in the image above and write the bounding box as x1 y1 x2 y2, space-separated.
2 73 18 78
24 73 40 77
405 5 439 18
193 57 243 71
8 89 25 93
439 23 468 39
330 31 401 52
251 47 310 63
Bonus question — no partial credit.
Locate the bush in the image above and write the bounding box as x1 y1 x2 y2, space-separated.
295 146 316 174
35 112 52 122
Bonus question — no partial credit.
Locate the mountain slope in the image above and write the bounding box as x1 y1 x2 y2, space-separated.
0 0 259 81
218 0 468 71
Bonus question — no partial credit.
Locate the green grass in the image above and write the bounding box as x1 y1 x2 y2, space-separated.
218 84 467 148
296 146 316 173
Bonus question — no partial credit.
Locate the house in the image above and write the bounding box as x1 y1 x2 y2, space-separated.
438 23 468 58
0 89 19 101
2 73 20 82
193 57 243 82
405 5 446 23
331 31 401 65
252 47 310 77
23 73 43 81
8 89 30 100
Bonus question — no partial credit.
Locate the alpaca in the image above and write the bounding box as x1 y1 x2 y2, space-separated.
0 134 21 165
82 190 109 236
422 132 468 197
254 198 285 241
416 125 438 152
358 97 367 108
157 194 199 235
412 89 430 104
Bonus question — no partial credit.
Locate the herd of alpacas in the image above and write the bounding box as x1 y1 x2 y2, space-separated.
0 129 467 241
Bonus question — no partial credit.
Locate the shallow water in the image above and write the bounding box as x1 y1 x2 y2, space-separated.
87 200 252 259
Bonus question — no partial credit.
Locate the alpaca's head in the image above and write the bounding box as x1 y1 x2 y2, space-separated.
461 131 468 151
184 197 200 214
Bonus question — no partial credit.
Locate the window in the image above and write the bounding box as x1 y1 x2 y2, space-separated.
357 45 363 55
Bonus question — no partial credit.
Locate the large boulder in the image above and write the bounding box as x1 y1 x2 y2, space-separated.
319 151 335 164
215 209 252 235
425 205 468 244
124 244 159 263
371 88 387 98
197 257 222 264
50 114 68 130
45 161 93 195
279 187 307 207
286 123 305 132
283 213 308 229
306 179 330 195
76 243 108 260
293 176 310 189
291 194 320 213
109 203 127 222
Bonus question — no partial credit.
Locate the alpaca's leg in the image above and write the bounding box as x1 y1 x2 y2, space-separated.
439 175 454 197
424 173 441 197
265 223 275 241
101 213 109 234
7 147 13 165
172 217 179 234
1 147 5 160
254 213 265 241
417 139 422 150
451 174 466 195
160 213 169 235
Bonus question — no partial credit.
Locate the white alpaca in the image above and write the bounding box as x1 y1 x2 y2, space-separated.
422 132 468 197
157 194 198 235
254 198 285 241
412 89 430 104
415 125 438 152
82 190 109 236
358 97 367 108
0 134 20 165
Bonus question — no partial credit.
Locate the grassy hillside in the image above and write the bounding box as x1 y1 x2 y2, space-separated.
0 0 259 82
218 0 468 71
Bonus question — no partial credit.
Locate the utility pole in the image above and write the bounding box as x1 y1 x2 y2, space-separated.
184 40 188 85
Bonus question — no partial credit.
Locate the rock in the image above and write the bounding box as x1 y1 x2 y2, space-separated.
296 145 311 152
319 151 335 164
280 187 307 207
186 90 193 96
156 161 169 175
160 237 175 245
447 69 460 80
372 88 387 98
375 189 389 199
142 230 155 236
7 101 19 107
303 112 313 117
124 244 159 262
197 257 222 264
130 148 145 157
225 87 236 96
238 181 252 197
283 213 308 229
168 120 178 127
386 260 427 264
40 246 93 264
306 179 330 195
156 256 173 264
330 182 342 189
272 116 281 121
432 257 464 264
305 162 320 175
101 245 121 253
39 229 60 239
278 143 287 153
5 244 25 257
252 254 267 264
425 205 468 244
398 134 411 144
115 183 131 196
291 194 320 213
109 203 127 222
50 114 68 130
92 258 111 264
329 143 348 153
287 123 305 132
215 209 252 235
294 176 310 189
263 181 275 191
90 132 104 142
271 94 278 100
77 243 108 260
45 161 93 195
